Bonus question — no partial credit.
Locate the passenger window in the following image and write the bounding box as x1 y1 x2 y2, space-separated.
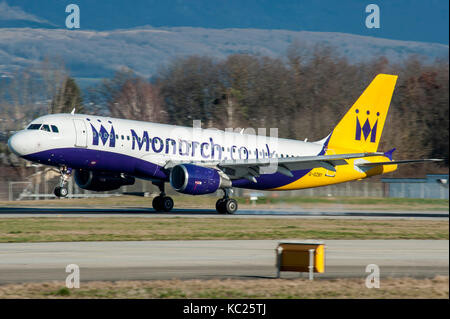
121 135 124 140
27 124 42 130
41 124 51 132
51 125 59 133
127 136 130 140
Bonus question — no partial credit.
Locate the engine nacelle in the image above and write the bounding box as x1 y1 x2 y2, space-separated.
74 169 135 192
170 164 231 195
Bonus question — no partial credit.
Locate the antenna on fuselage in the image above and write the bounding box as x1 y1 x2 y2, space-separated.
70 108 75 115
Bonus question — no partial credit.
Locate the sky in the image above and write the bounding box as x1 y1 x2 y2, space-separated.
0 0 448 44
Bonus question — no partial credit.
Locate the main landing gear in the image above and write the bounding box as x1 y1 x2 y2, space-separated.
152 182 174 212
54 166 72 198
216 188 238 214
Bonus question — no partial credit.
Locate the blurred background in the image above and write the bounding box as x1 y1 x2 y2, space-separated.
0 0 448 201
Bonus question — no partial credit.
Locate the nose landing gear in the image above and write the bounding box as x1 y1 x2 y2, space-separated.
54 166 72 198
152 181 174 212
216 188 238 214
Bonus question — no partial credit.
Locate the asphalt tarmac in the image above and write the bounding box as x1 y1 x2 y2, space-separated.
0 240 447 284
0 207 448 219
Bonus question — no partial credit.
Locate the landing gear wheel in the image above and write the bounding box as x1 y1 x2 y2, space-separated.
54 186 68 198
216 198 226 213
153 196 174 212
54 186 61 197
152 196 163 211
162 196 174 212
59 187 68 197
224 199 238 214
55 166 72 198
216 198 237 214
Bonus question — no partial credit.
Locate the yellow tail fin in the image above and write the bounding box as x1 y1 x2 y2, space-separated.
327 74 398 153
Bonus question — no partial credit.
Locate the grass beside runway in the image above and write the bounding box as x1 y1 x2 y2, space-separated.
0 276 447 298
0 195 448 211
0 217 447 243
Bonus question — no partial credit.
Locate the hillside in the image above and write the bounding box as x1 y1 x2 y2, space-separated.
0 27 448 80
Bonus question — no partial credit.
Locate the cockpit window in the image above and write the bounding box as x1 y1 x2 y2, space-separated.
27 124 42 130
41 124 51 132
51 125 59 133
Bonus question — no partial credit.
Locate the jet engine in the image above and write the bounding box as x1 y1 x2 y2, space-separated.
169 164 231 195
74 169 135 191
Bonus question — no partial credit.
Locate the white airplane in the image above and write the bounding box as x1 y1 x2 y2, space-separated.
7 74 442 214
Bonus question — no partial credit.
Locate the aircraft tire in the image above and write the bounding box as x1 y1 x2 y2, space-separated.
152 196 163 211
162 196 174 212
54 187 61 197
59 187 68 197
216 198 226 214
225 199 238 214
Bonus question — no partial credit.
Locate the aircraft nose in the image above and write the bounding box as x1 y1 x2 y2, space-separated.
8 131 27 156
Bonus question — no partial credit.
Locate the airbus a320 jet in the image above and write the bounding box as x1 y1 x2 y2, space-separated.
8 74 442 214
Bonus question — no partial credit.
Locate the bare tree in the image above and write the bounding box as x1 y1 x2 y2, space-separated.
109 77 166 122
50 77 84 114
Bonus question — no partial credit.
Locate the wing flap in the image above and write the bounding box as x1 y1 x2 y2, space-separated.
217 152 383 168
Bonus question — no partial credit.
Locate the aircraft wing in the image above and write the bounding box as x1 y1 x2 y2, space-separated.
163 152 444 183
164 152 384 182
214 152 386 181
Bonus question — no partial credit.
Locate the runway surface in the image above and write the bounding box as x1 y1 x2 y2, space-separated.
0 207 448 219
0 240 447 284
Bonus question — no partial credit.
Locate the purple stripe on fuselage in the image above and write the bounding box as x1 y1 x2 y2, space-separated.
22 148 169 180
22 133 332 191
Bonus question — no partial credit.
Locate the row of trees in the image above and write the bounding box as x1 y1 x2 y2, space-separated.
88 45 448 176
1 44 448 177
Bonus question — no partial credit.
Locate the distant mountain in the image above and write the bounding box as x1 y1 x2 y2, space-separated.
0 27 448 82
1 0 448 44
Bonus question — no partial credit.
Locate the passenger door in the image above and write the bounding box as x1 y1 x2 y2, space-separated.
73 119 88 147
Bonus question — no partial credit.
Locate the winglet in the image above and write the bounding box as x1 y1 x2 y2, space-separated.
71 108 76 115
384 148 396 161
